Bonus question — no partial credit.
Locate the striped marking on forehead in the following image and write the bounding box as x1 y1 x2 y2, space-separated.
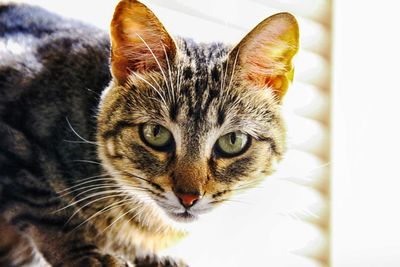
169 40 230 125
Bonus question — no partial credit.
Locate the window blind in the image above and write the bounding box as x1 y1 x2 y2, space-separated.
11 1 331 266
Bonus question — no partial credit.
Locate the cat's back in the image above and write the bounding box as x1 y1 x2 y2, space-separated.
0 3 111 134
0 3 111 101
0 4 111 186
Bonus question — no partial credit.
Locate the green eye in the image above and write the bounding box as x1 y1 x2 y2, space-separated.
140 123 173 150
216 131 250 157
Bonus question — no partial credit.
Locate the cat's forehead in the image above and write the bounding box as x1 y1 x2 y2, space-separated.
171 41 235 126
176 38 231 76
122 38 277 139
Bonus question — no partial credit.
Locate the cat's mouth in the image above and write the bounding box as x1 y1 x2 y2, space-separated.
167 211 198 222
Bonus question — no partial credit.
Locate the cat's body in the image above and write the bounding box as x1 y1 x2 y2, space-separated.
0 1 298 266
0 4 117 266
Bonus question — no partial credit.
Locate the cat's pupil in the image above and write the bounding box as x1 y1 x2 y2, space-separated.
230 132 237 145
153 125 160 137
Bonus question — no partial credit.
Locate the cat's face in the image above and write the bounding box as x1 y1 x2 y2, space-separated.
97 0 298 223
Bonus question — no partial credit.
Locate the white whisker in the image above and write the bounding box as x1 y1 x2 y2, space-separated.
58 174 112 193
98 205 139 235
54 190 131 213
65 117 98 145
227 48 240 93
135 33 170 95
67 198 129 230
63 185 126 201
130 71 167 106
72 159 103 165
57 183 118 197
162 43 175 104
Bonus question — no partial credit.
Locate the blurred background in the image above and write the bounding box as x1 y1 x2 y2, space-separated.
6 0 400 266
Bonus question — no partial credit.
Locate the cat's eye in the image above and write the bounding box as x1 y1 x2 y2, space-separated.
139 123 173 151
215 131 250 157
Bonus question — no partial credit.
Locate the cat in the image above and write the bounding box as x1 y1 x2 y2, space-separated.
0 0 299 266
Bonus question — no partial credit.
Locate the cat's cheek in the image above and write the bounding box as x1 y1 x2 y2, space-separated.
106 138 116 157
247 142 277 174
203 179 230 199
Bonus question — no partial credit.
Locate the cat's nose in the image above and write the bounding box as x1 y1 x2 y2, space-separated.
175 192 201 208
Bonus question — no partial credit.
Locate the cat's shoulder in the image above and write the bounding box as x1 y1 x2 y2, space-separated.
0 3 102 38
0 4 111 104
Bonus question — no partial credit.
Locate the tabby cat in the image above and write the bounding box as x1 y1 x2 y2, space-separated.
0 0 299 266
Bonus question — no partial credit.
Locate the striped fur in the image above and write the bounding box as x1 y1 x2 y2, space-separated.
0 1 298 266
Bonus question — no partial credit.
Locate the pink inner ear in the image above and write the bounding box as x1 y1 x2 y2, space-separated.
235 16 298 99
244 37 293 74
234 13 298 90
110 0 176 83
112 28 170 81
120 31 167 71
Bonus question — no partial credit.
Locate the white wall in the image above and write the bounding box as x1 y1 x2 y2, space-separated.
332 0 400 266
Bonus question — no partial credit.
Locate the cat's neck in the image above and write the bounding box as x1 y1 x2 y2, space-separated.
98 197 187 255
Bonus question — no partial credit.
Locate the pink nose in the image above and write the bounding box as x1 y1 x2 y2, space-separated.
175 192 201 208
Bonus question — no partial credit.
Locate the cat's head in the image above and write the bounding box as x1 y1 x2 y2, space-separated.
97 0 298 223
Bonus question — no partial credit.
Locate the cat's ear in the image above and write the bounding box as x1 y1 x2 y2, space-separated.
110 0 177 84
230 13 299 101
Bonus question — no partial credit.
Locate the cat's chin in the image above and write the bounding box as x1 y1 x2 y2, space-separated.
166 211 198 223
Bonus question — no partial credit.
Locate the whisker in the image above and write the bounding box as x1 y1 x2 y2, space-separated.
223 53 229 90
74 172 117 183
59 169 159 199
121 170 164 192
125 208 144 230
177 59 184 96
66 168 137 186
65 117 98 145
72 159 103 165
220 56 225 94
228 186 256 193
135 33 170 92
67 197 130 230
56 178 156 214
98 205 139 236
58 174 112 193
228 48 240 93
218 198 252 205
221 49 232 105
62 185 126 201
162 43 175 103
278 211 303 221
147 75 164 93
273 162 331 185
66 176 124 188
234 180 263 190
130 71 167 106
53 190 133 213
64 180 152 203
57 183 118 197
176 58 182 101
63 140 99 145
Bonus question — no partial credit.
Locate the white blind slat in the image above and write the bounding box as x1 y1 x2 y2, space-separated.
268 220 329 259
267 180 329 224
145 0 330 56
284 82 330 123
250 0 331 25
275 150 330 190
295 51 330 89
285 114 329 157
